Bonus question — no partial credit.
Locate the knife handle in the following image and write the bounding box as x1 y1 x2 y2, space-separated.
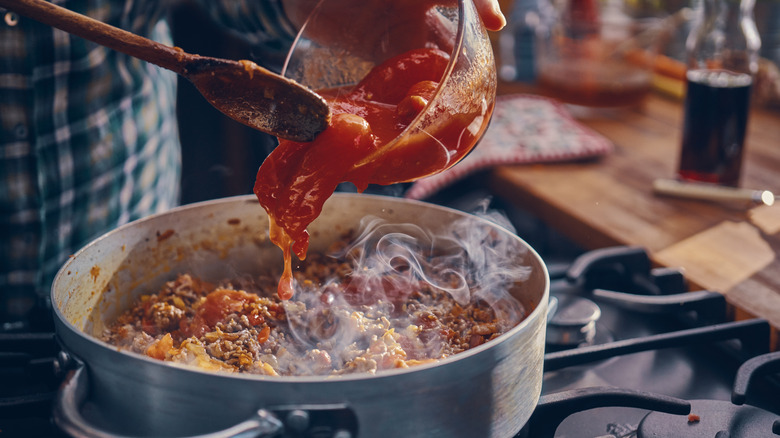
652 179 775 206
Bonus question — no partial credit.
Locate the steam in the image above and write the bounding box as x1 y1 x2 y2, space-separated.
450 205 532 324
339 219 472 305
280 204 533 374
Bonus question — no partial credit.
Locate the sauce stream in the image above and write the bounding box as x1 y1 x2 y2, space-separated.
253 47 485 299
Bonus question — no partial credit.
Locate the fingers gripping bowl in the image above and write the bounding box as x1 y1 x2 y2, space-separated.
52 195 549 437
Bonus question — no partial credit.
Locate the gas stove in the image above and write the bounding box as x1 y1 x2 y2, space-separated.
0 311 61 436
522 245 780 438
2 246 779 437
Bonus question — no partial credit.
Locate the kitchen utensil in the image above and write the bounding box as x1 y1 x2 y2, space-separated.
0 0 330 142
50 194 549 438
653 178 776 206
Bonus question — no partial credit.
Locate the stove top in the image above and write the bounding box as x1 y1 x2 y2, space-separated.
521 246 780 438
2 245 779 437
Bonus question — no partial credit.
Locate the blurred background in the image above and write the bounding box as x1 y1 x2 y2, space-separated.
495 0 780 105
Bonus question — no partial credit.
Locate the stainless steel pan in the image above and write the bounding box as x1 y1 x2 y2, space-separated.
51 194 549 437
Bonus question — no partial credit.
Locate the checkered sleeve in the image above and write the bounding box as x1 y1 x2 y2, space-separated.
0 2 180 319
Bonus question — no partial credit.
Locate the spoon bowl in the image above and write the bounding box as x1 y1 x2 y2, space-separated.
183 56 330 141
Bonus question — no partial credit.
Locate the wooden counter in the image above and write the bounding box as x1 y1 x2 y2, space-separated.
487 90 780 349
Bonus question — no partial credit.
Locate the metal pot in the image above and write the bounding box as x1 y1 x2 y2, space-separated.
51 194 549 438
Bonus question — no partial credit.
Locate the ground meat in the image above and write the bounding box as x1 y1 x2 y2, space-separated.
101 238 526 376
147 302 185 333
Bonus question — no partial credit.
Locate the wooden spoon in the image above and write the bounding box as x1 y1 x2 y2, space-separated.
0 0 330 142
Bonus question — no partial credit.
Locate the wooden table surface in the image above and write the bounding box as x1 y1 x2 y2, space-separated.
487 88 780 349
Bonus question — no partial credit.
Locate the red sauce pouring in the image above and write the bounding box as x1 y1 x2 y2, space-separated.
253 47 490 299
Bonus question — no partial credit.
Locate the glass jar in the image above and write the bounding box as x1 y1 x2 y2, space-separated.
676 0 761 186
533 0 665 107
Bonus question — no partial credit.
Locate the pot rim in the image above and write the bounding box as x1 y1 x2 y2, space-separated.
52 193 550 383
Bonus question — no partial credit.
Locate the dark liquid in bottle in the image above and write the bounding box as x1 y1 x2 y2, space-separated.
677 69 752 186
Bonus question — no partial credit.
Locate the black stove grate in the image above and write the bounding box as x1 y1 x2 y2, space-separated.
524 246 780 438
0 330 63 437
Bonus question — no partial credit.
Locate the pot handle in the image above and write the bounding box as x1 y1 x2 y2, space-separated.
53 354 358 438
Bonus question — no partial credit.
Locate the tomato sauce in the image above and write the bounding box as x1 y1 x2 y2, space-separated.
253 47 486 300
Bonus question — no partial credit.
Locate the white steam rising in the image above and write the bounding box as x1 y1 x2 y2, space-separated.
339 219 472 305
279 206 533 374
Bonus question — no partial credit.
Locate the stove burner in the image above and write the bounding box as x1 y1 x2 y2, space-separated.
637 399 780 437
0 331 62 436
547 294 602 347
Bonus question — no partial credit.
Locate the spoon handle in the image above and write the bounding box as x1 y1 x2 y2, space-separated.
0 0 191 74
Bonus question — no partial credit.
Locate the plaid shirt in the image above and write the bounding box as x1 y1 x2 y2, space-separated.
0 0 295 320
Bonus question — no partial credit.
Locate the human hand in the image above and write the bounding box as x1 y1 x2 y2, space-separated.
283 0 505 31
281 0 505 61
474 0 506 31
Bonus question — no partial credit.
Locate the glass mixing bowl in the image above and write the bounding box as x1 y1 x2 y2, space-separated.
281 0 497 184
534 0 666 108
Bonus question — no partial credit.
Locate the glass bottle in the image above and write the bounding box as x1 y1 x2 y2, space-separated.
676 0 761 187
497 0 555 83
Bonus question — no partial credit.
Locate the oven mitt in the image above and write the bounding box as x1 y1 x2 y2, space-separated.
405 94 614 200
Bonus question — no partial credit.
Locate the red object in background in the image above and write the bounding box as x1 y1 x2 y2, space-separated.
564 0 600 33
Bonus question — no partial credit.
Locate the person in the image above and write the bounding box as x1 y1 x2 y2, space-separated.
0 0 505 326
